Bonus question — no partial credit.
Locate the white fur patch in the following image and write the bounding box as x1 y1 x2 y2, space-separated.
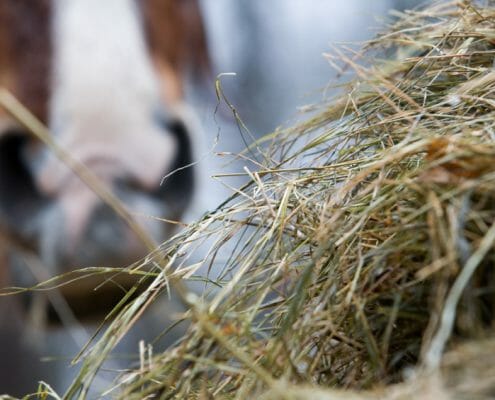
42 0 178 194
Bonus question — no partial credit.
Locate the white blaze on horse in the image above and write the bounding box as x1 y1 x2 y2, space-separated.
0 0 208 272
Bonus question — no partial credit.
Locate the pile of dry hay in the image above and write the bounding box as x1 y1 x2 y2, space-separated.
45 1 495 399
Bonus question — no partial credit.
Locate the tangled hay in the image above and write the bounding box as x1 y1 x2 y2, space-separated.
26 1 495 399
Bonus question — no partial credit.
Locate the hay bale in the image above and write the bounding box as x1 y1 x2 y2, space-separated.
57 1 495 398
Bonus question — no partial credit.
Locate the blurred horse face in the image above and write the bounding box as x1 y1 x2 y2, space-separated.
0 0 207 271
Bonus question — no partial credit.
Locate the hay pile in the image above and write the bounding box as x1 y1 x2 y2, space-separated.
46 1 495 399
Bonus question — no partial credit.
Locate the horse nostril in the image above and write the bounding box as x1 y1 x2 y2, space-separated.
152 112 197 214
0 130 46 235
165 119 194 167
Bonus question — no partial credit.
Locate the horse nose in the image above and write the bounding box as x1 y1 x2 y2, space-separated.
32 111 196 267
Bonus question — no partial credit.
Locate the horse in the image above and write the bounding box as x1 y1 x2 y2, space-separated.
0 0 208 395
